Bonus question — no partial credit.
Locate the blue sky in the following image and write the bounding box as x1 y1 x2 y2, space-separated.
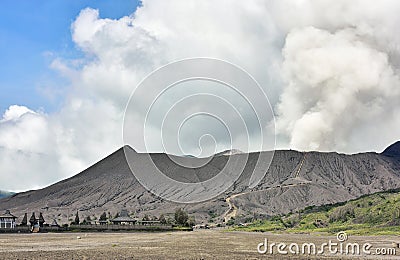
0 0 140 113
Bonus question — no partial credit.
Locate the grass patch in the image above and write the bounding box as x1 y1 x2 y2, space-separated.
232 189 400 235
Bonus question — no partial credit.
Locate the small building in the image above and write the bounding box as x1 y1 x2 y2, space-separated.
99 219 108 225
111 209 136 225
137 220 161 226
0 210 17 229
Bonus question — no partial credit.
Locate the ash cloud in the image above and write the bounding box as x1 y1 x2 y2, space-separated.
276 27 400 152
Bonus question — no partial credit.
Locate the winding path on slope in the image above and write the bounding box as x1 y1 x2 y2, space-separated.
223 153 308 223
294 154 306 178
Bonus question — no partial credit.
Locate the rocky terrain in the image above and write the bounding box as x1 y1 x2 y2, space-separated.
1 142 400 224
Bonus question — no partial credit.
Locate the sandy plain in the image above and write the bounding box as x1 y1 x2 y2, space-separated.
0 230 399 259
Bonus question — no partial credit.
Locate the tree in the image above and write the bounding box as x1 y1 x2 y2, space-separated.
159 214 167 224
166 217 173 224
174 208 188 226
142 214 150 221
74 211 80 225
187 216 196 227
99 212 107 221
39 212 45 227
21 213 28 226
226 219 235 226
29 212 36 226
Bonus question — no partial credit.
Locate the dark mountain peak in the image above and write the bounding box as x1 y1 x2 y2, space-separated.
382 141 400 157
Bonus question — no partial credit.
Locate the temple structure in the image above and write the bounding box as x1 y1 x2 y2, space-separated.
0 210 17 229
111 209 136 225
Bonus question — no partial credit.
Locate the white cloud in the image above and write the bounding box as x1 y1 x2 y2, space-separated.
1 0 400 191
0 101 122 191
1 105 35 122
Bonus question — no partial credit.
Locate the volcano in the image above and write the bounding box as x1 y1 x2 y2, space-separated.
1 142 400 224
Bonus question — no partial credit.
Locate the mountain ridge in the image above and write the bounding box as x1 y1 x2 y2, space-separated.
1 142 400 224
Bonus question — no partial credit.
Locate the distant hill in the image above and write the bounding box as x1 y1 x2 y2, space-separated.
236 188 400 235
1 142 400 225
0 190 15 199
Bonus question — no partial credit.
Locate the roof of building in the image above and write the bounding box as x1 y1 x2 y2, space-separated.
0 210 16 219
112 217 136 222
111 209 136 222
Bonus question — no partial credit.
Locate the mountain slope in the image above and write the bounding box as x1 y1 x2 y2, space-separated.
231 150 400 219
235 188 400 235
1 143 400 224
